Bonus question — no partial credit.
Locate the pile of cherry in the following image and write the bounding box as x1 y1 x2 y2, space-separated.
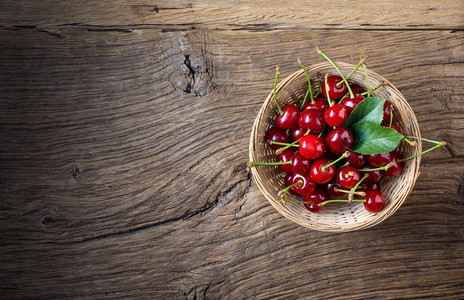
249 46 445 214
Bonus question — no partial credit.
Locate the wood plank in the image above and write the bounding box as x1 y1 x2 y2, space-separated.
0 0 463 30
1 160 463 299
0 28 463 298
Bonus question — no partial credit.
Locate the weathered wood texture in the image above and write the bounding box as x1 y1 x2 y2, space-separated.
0 0 463 30
1 1 464 299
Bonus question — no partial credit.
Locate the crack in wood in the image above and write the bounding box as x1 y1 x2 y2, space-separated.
75 174 252 244
2 24 463 33
186 286 197 300
186 171 252 221
185 282 216 300
182 36 214 97
457 173 464 201
86 28 132 33
37 29 63 38
443 141 458 158
158 147 225 193
183 54 196 94
203 283 211 300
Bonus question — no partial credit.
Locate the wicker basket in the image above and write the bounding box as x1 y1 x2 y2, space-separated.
249 62 422 232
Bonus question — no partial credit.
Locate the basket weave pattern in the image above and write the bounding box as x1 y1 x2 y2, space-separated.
249 62 422 232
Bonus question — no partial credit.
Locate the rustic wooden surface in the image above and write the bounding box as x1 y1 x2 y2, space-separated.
1 1 463 299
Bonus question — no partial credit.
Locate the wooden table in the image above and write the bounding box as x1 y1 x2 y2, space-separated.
1 1 463 298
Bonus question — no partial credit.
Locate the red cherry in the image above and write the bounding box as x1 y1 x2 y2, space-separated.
303 188 327 212
324 104 348 127
385 151 404 176
266 127 290 150
382 101 393 123
321 75 347 100
302 97 328 111
341 95 365 113
291 151 311 174
284 172 292 185
325 127 354 155
390 124 400 133
298 109 325 133
310 157 336 184
276 104 300 130
276 149 294 173
382 122 400 133
336 166 361 189
322 148 339 161
360 164 382 185
364 189 385 213
291 127 306 141
324 181 348 199
284 173 298 195
291 172 316 195
367 152 392 167
346 152 366 168
364 182 380 190
299 135 325 160
350 84 364 95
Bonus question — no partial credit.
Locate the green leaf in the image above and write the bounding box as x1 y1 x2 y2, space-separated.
343 97 385 128
351 121 404 154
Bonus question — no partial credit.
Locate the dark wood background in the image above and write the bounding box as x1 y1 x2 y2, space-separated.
1 1 463 299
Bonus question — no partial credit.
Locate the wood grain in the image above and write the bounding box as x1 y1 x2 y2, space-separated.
0 0 463 30
1 5 463 300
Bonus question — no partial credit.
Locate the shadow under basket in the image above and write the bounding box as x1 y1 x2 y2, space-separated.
249 62 422 232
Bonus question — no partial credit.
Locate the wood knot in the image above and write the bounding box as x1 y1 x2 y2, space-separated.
41 216 55 226
182 54 213 96
71 167 81 181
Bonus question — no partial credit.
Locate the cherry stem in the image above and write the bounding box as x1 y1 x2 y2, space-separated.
333 174 369 203
324 73 332 107
317 129 325 138
334 188 366 196
276 129 310 154
362 63 373 97
319 199 366 206
403 138 417 147
316 45 354 98
335 55 368 87
344 171 355 178
270 141 299 147
274 66 283 115
247 160 291 169
298 58 315 109
352 173 369 190
281 197 362 206
359 162 394 172
398 136 446 162
348 173 369 201
389 109 394 127
338 94 348 104
279 181 302 198
360 82 382 96
321 151 350 172
404 136 443 144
